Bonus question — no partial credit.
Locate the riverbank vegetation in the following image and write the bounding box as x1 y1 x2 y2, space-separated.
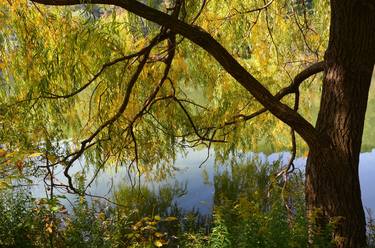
1 160 374 247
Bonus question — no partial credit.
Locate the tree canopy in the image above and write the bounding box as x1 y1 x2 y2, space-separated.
0 0 331 186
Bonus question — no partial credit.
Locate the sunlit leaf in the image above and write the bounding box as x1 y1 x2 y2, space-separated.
154 215 161 221
153 240 163 247
164 216 177 222
28 152 43 158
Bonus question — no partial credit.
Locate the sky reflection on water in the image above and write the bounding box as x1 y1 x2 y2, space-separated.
30 149 375 216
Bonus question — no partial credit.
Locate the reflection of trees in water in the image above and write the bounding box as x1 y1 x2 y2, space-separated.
111 158 306 234
213 159 304 212
114 181 187 218
113 181 211 237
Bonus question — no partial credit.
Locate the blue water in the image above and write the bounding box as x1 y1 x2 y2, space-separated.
170 150 375 215
30 149 375 216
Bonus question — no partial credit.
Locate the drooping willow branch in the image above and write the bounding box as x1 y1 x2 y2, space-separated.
26 0 326 195
120 61 324 161
42 48 153 99
189 61 325 134
7 45 166 107
48 9 184 194
147 61 325 157
233 61 325 122
124 37 178 185
120 1 182 187
60 32 166 193
217 0 274 20
32 0 320 147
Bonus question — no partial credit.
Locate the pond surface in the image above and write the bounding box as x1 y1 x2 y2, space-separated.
170 150 375 215
31 149 375 216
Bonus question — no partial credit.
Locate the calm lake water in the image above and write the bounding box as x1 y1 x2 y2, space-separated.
31 149 375 216
168 149 375 215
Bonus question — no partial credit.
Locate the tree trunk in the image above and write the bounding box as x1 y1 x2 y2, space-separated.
306 1 375 247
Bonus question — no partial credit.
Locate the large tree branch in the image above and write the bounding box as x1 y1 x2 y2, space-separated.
31 0 321 146
179 61 325 141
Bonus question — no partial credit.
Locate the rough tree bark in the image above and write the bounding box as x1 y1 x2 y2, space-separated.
30 0 375 247
306 0 375 247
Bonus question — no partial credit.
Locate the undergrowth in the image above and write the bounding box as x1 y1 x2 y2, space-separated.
0 160 373 247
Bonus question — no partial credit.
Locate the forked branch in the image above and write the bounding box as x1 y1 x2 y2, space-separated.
32 0 321 147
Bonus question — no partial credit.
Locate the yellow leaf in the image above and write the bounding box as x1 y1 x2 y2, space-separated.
46 226 53 234
154 240 163 247
5 151 16 158
28 152 43 158
164 216 177 222
154 215 161 221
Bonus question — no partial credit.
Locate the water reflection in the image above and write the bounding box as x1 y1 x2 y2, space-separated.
30 149 375 215
113 181 188 218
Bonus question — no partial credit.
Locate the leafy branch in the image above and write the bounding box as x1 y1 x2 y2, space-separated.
32 0 321 147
